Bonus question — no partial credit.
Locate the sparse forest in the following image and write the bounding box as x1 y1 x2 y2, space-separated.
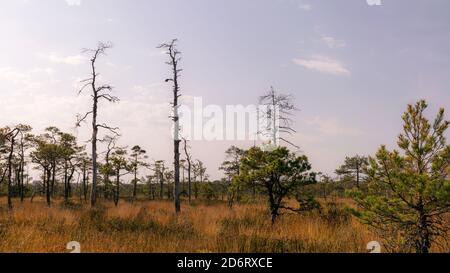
0 41 449 254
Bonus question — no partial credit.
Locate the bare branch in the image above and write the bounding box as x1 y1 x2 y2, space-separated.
76 111 93 127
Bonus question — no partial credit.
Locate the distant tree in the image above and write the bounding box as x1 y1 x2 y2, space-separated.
44 126 60 197
350 100 450 253
145 174 157 200
2 127 20 209
180 159 187 194
182 138 193 204
76 152 91 202
164 169 175 200
59 132 81 203
158 39 182 213
259 87 298 149
99 135 120 200
130 145 148 201
238 147 316 223
14 124 32 203
335 155 369 188
30 134 59 207
154 160 166 200
76 42 119 207
110 148 129 206
220 146 245 207
193 160 207 200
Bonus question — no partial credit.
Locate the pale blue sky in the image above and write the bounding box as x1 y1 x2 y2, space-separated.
0 0 449 179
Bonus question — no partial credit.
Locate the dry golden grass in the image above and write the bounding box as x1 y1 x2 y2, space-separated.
0 197 380 253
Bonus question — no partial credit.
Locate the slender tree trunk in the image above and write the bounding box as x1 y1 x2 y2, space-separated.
19 138 25 203
183 139 192 204
82 165 87 202
46 168 52 207
174 140 181 212
64 162 69 203
172 68 181 213
91 98 98 206
133 166 137 201
68 167 74 197
7 136 15 209
20 162 25 202
114 168 120 207
182 167 186 194
159 171 164 200
188 165 192 204
51 160 56 197
160 39 182 213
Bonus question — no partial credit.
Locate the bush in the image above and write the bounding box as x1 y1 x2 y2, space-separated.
321 201 351 226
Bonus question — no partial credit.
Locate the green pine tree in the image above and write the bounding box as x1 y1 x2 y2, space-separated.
350 100 450 253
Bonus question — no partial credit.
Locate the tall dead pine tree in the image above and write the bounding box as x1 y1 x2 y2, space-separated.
259 87 298 149
158 39 182 213
76 42 119 207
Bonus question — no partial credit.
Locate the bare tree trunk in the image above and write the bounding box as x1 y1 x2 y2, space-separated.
114 168 120 207
64 162 69 203
20 160 25 202
159 39 182 213
174 140 181 211
18 135 25 203
82 165 87 202
7 135 16 209
68 166 75 197
183 138 192 204
133 167 137 201
46 168 52 207
51 160 56 197
91 95 98 206
76 42 118 207
159 171 164 200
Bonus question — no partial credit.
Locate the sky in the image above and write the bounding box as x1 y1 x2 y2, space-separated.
0 0 449 180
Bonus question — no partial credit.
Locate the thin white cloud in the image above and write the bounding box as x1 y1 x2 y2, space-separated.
39 53 88 65
65 0 81 6
31 67 55 76
321 36 346 49
299 4 312 11
0 67 58 89
305 116 363 136
292 55 351 76
0 67 29 85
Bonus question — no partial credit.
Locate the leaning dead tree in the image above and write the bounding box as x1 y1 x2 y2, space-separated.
259 86 299 149
4 127 20 209
76 42 119 207
158 39 182 213
182 137 193 204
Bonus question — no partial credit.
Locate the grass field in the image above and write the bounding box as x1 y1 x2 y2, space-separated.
0 197 384 253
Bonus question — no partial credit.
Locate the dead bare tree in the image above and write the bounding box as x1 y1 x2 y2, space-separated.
5 127 20 209
76 42 119 207
158 39 182 213
259 86 299 149
182 138 193 204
